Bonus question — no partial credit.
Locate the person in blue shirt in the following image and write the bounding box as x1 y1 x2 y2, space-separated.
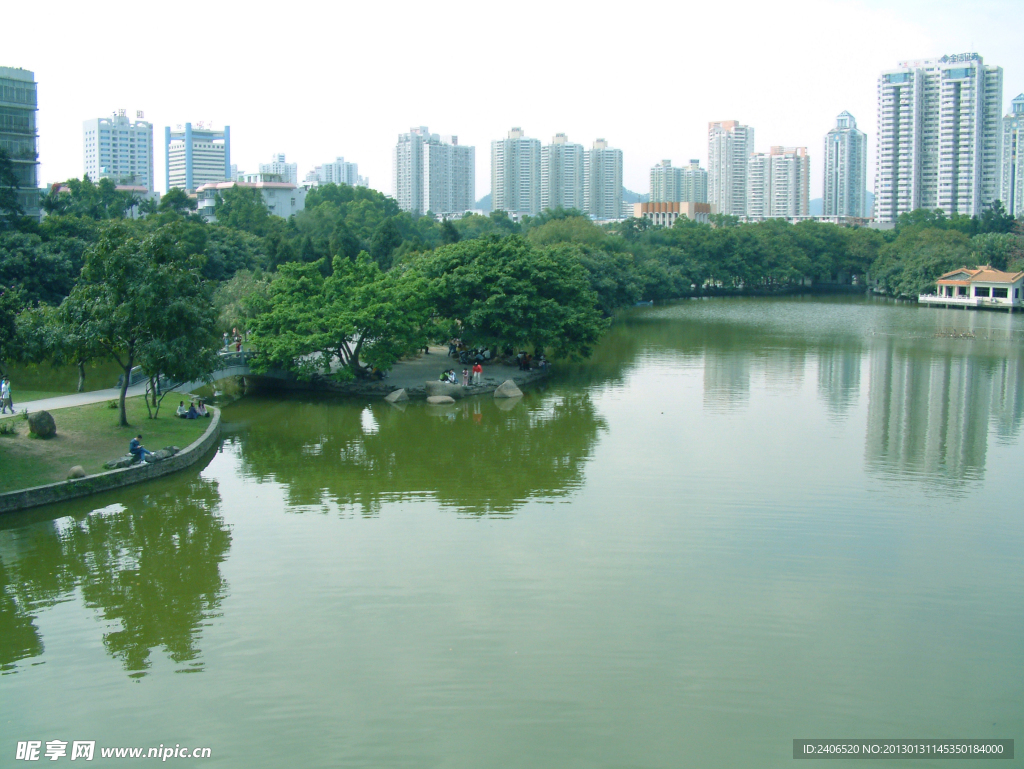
129 434 152 462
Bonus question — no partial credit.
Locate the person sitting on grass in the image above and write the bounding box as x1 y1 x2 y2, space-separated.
186 401 199 419
129 434 152 463
196 400 208 417
176 400 188 418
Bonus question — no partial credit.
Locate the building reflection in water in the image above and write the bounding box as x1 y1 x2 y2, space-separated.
816 344 862 417
865 339 1024 483
0 476 230 676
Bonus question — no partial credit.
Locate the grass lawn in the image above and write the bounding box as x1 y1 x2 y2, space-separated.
0 396 211 493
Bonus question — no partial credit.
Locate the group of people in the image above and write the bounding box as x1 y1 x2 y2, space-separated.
175 399 209 419
0 376 12 414
440 363 483 386
223 328 246 353
515 352 547 371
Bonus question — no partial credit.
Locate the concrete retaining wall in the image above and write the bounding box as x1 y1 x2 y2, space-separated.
0 407 222 515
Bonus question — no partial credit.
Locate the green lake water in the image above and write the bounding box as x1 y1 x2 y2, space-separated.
2 295 1022 767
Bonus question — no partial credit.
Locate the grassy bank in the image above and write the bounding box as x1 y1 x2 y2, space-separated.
0 396 210 493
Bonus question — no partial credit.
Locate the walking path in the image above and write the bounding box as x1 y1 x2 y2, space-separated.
6 346 541 414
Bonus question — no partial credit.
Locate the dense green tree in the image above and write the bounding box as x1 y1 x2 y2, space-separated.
247 253 429 380
213 185 275 236
158 188 198 216
0 285 22 370
369 217 403 269
413 235 608 358
57 221 216 426
40 176 140 220
871 228 972 297
0 231 81 304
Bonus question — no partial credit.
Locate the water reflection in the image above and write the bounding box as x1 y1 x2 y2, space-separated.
0 475 230 676
228 392 606 516
816 343 862 417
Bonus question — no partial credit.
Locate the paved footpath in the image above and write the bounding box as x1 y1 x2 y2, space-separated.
6 345 532 414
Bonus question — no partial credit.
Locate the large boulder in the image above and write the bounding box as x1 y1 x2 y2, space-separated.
425 380 464 399
426 395 456 405
494 380 524 399
385 388 409 403
67 465 86 479
27 410 56 438
104 455 136 470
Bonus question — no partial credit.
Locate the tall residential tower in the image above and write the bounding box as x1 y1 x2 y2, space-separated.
874 53 1003 222
747 146 810 220
649 159 708 203
1001 94 1024 217
823 111 868 218
541 134 584 212
583 139 623 220
393 127 475 217
708 121 754 217
491 127 541 217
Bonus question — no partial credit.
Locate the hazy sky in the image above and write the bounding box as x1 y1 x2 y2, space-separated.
6 0 1023 202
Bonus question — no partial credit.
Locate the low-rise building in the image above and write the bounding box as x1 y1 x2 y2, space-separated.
633 201 711 227
919 266 1024 311
195 175 306 223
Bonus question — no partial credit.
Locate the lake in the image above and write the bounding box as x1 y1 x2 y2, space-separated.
2 295 1021 767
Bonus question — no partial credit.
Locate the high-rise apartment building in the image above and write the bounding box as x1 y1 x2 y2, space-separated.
583 139 623 220
541 133 584 212
874 53 1003 222
393 127 475 217
1000 94 1024 217
306 157 368 188
708 121 755 217
491 127 541 217
823 112 868 218
83 111 154 192
165 123 231 192
649 159 708 203
0 66 39 218
747 147 810 220
258 153 298 185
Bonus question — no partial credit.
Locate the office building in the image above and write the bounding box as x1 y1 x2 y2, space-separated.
258 153 298 185
83 111 154 192
649 159 708 203
541 133 584 212
874 52 1003 222
0 66 39 218
393 127 475 217
583 139 623 220
708 120 755 217
1001 94 1024 217
165 123 231 192
491 127 541 217
748 146 810 220
306 157 368 188
823 111 868 218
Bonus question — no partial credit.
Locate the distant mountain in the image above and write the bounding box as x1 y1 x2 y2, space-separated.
474 193 492 213
622 188 648 204
809 191 874 217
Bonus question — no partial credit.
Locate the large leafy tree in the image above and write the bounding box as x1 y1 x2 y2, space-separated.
413 235 608 358
57 221 217 426
247 252 429 380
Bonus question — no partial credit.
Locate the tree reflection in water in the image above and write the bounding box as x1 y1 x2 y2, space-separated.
0 476 230 676
229 391 607 516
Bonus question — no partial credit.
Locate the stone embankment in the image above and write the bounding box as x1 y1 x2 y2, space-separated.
0 408 222 515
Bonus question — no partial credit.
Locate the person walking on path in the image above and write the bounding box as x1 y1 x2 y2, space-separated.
472 362 483 385
1 377 12 414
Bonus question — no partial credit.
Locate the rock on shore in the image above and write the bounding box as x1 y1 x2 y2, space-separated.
494 380 524 398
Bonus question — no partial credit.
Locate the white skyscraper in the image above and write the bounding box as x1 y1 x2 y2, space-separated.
649 159 708 203
491 127 541 217
708 121 755 217
393 127 474 216
308 157 367 188
1000 94 1024 217
258 153 298 185
541 133 584 212
823 111 868 218
747 147 810 220
165 123 230 192
874 53 1003 223
583 139 623 220
83 111 154 191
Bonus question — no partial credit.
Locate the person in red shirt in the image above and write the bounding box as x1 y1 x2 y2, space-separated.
472 362 483 385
